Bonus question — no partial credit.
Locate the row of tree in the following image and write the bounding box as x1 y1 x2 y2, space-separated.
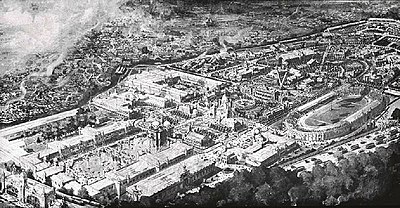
169 140 400 207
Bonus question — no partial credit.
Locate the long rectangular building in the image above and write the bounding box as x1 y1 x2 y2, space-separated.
126 154 219 203
0 108 78 141
85 142 193 198
296 91 337 113
246 141 298 167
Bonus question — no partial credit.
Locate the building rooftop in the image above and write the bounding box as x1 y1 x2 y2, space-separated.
37 165 64 178
26 178 55 194
107 142 191 181
0 108 78 138
50 172 74 185
0 137 27 158
98 121 134 135
127 154 215 197
247 145 276 165
88 178 115 192
108 159 154 181
247 139 296 165
297 91 336 112
84 185 101 197
0 149 13 164
47 134 93 150
37 148 58 160
152 142 192 161
186 132 206 141
35 162 51 172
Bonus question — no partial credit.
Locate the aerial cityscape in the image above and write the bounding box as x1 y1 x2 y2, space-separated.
1 0 400 207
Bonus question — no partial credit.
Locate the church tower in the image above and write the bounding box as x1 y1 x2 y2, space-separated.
217 92 232 119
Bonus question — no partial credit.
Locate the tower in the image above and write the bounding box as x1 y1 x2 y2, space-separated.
19 173 27 203
115 180 121 199
150 121 168 151
0 170 5 194
153 129 167 150
217 92 232 120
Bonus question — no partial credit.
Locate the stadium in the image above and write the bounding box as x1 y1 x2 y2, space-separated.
286 87 389 144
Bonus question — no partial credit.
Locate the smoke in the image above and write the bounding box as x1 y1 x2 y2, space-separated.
0 0 123 74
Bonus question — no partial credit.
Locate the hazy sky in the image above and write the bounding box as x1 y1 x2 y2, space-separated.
0 0 122 73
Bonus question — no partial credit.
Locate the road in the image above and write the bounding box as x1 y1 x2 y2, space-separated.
278 126 376 168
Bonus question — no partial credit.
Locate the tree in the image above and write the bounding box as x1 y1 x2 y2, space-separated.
227 171 254 204
77 187 90 200
322 175 341 197
58 187 73 195
360 86 370 97
267 167 293 203
26 169 34 179
376 146 391 164
323 195 338 206
247 167 266 186
311 164 326 180
391 108 400 120
388 7 400 20
141 46 151 54
325 161 339 176
288 185 310 206
60 199 69 208
255 183 274 205
299 171 313 185
228 182 254 203
197 79 206 88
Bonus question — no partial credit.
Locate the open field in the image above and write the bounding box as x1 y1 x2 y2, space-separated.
304 95 368 127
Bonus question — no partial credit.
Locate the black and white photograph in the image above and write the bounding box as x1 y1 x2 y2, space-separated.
1 0 400 207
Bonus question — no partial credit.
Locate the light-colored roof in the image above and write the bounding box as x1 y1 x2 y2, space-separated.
0 137 27 158
345 100 381 123
88 178 115 192
50 172 74 184
35 162 50 172
108 142 191 181
109 159 154 181
0 149 13 163
152 142 191 162
127 154 215 197
37 165 63 177
247 140 295 165
0 108 78 138
47 132 95 150
247 145 276 164
187 132 206 141
98 121 133 135
84 185 100 197
297 91 336 112
20 153 41 165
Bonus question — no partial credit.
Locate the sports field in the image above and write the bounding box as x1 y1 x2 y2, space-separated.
304 95 368 127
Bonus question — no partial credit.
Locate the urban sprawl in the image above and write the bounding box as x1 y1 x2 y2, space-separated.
1 13 400 208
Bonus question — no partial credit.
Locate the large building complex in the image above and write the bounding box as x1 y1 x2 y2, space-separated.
1 12 400 207
287 87 389 145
